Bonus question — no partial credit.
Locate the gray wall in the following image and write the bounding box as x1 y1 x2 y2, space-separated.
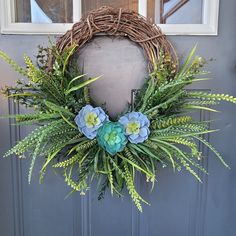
0 0 236 235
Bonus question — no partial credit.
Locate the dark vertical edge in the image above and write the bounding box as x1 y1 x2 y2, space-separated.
192 109 209 236
131 89 136 112
15 101 25 236
131 89 150 236
131 89 140 236
196 94 210 236
131 174 140 236
138 176 151 236
131 89 151 236
197 106 209 236
8 94 24 236
73 194 80 236
80 191 91 236
8 94 17 236
188 89 210 236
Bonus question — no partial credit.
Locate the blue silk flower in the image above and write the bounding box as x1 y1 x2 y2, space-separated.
118 112 150 144
74 105 109 139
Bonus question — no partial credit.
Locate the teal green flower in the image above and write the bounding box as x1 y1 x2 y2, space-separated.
97 122 127 155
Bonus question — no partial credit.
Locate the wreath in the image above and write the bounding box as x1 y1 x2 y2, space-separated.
1 7 236 212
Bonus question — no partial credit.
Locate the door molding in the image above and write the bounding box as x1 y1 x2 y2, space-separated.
8 95 25 236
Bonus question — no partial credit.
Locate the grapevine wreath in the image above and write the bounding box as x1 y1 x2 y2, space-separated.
1 7 236 212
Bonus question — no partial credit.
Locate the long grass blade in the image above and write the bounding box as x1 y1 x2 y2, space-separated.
65 76 102 95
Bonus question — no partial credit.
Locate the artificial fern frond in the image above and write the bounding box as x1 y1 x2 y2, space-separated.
146 139 176 171
185 100 219 106
108 156 125 178
106 158 115 195
118 153 153 178
124 147 139 165
61 43 78 74
176 45 197 80
186 92 236 104
83 86 91 104
0 50 27 76
163 137 200 157
76 139 97 151
44 101 74 116
4 120 63 157
28 134 44 184
129 143 162 163
151 116 192 129
64 166 88 193
151 128 217 140
145 90 185 115
172 123 209 132
125 146 155 182
77 151 94 182
123 162 148 212
40 140 74 176
182 153 208 175
24 55 43 83
53 152 81 168
139 78 155 112
14 113 60 125
152 139 202 182
193 135 230 168
177 154 202 182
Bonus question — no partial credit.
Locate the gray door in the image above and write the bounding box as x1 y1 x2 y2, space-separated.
0 1 236 236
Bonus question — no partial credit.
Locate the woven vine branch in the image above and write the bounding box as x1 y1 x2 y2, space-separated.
48 6 178 71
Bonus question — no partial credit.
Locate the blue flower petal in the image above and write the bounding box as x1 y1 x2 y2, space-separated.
139 127 148 137
75 105 108 139
119 111 150 144
128 112 139 120
81 127 96 139
119 116 129 126
84 104 93 111
129 134 139 140
131 136 146 144
98 113 106 121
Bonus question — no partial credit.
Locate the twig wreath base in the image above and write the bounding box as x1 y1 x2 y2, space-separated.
48 6 178 72
0 7 236 212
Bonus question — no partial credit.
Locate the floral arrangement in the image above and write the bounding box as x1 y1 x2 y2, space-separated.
0 8 236 212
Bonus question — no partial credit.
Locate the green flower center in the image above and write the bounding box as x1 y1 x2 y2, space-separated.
104 131 121 145
126 121 140 135
85 112 100 128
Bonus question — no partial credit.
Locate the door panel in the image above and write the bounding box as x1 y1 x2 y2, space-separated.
1 0 236 235
0 37 210 236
